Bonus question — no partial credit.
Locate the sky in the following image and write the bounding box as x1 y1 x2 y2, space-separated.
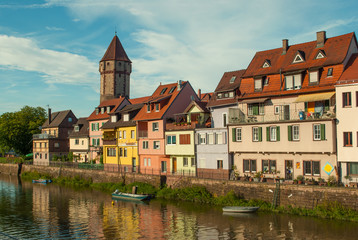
1 0 358 118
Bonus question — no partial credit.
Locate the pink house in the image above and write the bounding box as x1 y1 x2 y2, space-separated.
134 81 199 174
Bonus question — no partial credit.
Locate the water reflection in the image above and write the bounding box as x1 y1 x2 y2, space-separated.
0 174 357 239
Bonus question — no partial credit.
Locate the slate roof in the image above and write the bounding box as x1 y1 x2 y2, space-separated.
69 118 89 138
101 35 131 63
42 110 74 128
87 97 127 121
133 81 188 121
243 32 355 77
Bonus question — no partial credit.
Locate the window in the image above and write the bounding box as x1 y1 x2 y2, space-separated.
199 133 206 144
40 153 42 159
95 108 99 115
344 132 353 147
230 76 236 83
119 131 122 139
303 161 320 176
148 158 151 166
68 117 72 122
45 154 47 159
179 134 190 144
292 53 304 63
39 143 42 148
153 141 160 149
356 92 358 107
217 160 223 169
263 76 269 86
262 60 271 68
285 74 302 90
288 125 300 141
144 158 147 166
313 124 325 141
124 148 127 157
101 108 104 114
309 71 319 84
327 68 333 77
248 103 264 115
74 126 79 132
266 126 280 142
348 162 358 175
191 158 196 167
274 106 280 115
217 93 223 99
123 130 126 139
252 127 262 142
215 132 223 144
75 139 79 145
262 160 276 173
155 103 160 112
54 143 59 148
107 148 116 156
223 113 227 127
208 133 214 144
235 128 242 142
254 78 262 91
243 159 256 173
152 122 159 131
343 92 352 107
315 51 325 59
183 157 188 166
161 161 167 172
160 87 167 95
168 86 176 94
143 141 149 149
123 114 129 121
82 140 84 145
147 104 151 113
229 91 234 98
119 148 123 156
131 130 135 139
167 135 176 145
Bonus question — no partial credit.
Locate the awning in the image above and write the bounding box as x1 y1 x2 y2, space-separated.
294 92 335 103
239 98 269 104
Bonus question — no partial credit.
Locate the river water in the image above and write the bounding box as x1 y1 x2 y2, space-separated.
0 174 357 240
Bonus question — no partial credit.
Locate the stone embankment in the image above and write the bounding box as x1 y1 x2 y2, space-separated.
1 163 357 210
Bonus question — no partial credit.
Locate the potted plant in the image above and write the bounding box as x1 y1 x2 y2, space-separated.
296 175 304 184
253 171 262 182
318 177 326 186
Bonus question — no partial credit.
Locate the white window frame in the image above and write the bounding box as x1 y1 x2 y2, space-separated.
152 122 159 131
167 135 176 145
309 71 319 84
147 104 151 113
270 126 277 141
216 132 223 145
313 124 321 140
254 78 262 91
252 127 259 142
293 125 300 141
155 103 160 112
148 158 151 166
208 133 214 144
144 158 147 166
199 133 206 144
183 157 188 167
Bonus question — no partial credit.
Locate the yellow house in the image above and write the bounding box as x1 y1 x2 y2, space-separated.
102 104 143 172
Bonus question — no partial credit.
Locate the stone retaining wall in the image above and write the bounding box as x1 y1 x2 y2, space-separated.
1 163 358 210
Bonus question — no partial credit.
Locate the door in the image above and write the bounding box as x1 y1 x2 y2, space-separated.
132 158 136 172
172 157 177 173
285 160 293 180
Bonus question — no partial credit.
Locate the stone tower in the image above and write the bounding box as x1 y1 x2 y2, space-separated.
99 35 132 103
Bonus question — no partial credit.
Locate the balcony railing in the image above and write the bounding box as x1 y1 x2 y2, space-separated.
166 122 206 130
33 133 57 139
229 110 335 124
102 138 116 145
138 130 148 138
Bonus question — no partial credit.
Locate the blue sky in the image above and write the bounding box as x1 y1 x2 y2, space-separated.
1 0 358 117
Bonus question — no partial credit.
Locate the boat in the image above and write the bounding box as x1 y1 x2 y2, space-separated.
32 179 52 184
111 190 150 201
222 206 260 213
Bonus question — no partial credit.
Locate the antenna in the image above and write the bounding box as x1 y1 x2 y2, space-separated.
115 25 117 36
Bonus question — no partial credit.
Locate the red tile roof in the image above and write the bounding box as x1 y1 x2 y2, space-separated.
243 32 355 77
200 92 213 102
133 82 187 121
101 35 131 62
129 96 151 105
338 53 358 84
87 97 127 121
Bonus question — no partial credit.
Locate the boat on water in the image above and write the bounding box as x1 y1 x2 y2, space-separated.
32 179 52 184
112 190 150 201
222 206 260 213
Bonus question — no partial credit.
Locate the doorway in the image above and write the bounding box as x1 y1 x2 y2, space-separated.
132 158 136 172
172 157 177 173
285 160 293 180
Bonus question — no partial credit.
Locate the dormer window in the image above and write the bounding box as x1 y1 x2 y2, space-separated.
74 126 79 132
230 76 236 83
168 86 176 94
217 93 223 99
123 114 129 121
107 106 111 113
155 103 160 112
262 60 271 68
160 88 167 95
285 74 302 90
111 115 117 122
315 50 326 59
95 108 99 115
327 68 333 77
101 107 105 114
309 70 319 84
292 52 305 63
229 91 234 98
254 78 262 91
263 76 269 86
147 104 151 113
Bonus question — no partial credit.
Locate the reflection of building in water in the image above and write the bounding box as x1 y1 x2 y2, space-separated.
102 202 141 239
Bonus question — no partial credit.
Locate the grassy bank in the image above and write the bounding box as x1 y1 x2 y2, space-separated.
21 171 358 222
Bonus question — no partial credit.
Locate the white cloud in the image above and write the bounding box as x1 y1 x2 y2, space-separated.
0 34 98 90
45 26 65 31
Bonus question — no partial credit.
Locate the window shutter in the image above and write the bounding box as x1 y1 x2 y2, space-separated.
92 123 94 131
253 104 259 115
304 102 308 112
266 127 270 141
276 126 280 141
223 131 227 144
321 124 326 140
195 133 198 144
205 133 208 144
97 138 100 146
258 127 262 142
288 126 292 141
232 128 236 142
213 133 216 144
96 123 99 131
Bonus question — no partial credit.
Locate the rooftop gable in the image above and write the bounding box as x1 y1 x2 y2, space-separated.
101 35 131 62
87 97 127 121
42 110 77 128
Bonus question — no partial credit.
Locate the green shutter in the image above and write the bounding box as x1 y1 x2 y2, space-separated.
321 124 326 140
266 127 270 141
288 126 292 141
232 128 237 142
304 102 308 112
276 126 280 141
96 123 99 131
92 123 94 131
253 104 259 115
258 127 262 142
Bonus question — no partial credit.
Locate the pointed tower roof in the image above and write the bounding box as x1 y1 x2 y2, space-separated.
101 35 131 62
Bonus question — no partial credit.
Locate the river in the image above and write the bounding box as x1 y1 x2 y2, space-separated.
0 174 357 240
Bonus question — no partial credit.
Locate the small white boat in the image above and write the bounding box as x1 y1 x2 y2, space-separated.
222 206 259 213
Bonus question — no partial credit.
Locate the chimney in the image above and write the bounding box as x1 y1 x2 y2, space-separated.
198 89 202 99
177 80 183 91
48 108 52 124
316 31 326 48
282 39 289 55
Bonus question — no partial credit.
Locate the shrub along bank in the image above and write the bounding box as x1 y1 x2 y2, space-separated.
20 171 358 222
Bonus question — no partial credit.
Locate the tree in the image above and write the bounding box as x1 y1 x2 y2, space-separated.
0 106 46 155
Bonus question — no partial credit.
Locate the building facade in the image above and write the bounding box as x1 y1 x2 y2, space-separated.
69 118 89 162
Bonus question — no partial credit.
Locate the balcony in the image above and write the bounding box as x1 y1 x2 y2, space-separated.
229 109 335 124
102 138 117 145
166 122 206 130
33 133 57 139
